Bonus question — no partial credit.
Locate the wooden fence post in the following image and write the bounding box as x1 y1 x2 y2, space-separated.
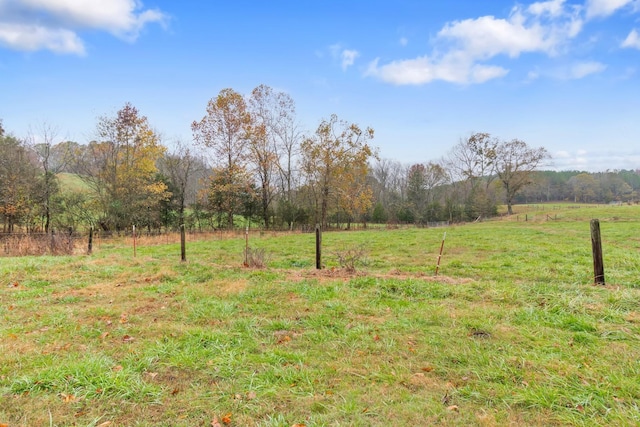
88 226 93 255
133 225 137 258
315 224 322 270
590 219 605 285
435 232 446 276
244 226 249 267
180 224 186 262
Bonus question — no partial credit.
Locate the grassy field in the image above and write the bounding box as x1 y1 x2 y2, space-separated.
1 204 640 426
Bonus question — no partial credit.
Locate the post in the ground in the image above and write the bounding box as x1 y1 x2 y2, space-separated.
88 226 93 255
315 224 322 270
590 219 605 285
180 224 186 262
435 232 446 276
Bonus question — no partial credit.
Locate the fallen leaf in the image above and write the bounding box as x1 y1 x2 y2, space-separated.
291 424 306 427
277 335 291 344
122 335 134 343
112 365 123 372
119 313 128 324
222 413 232 424
100 332 110 340
171 387 180 395
246 390 257 400
421 366 434 372
61 393 75 403
447 405 459 412
211 419 222 427
97 422 112 427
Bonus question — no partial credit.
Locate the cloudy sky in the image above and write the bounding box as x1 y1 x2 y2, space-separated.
1 0 639 171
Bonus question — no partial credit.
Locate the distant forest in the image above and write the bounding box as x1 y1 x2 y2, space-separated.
1 86 638 234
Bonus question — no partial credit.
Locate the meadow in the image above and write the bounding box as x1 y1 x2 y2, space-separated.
1 204 640 426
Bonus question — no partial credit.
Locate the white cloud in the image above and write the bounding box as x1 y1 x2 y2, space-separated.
585 0 635 18
365 54 508 85
330 43 360 70
528 0 567 17
0 22 84 54
570 60 607 78
368 3 582 85
341 49 359 70
0 0 167 54
622 29 640 48
399 37 408 46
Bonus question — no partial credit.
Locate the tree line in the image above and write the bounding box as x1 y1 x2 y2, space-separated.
1 86 635 234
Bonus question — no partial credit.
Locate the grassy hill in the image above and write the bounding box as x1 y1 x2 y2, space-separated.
1 204 640 426
57 172 91 194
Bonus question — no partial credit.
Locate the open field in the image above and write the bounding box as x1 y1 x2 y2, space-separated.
2 204 640 426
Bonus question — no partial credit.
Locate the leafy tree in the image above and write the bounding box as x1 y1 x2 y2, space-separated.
371 202 388 223
75 103 169 231
494 139 549 214
301 114 376 229
192 88 251 228
405 162 447 223
206 165 255 228
568 173 598 203
0 131 38 232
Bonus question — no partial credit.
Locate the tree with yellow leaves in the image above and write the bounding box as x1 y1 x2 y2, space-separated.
76 103 169 231
301 114 377 229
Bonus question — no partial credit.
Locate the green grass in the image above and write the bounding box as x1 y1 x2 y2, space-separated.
2 204 640 425
57 172 91 193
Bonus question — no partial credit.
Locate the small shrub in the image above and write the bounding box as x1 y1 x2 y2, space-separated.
334 245 369 273
244 246 271 268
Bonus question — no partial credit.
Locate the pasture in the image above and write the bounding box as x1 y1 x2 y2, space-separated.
1 204 640 426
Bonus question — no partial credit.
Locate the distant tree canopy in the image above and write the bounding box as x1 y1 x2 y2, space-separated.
4 93 640 235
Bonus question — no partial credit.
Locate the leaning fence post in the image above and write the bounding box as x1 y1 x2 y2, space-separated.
315 224 322 270
435 232 446 276
590 219 605 285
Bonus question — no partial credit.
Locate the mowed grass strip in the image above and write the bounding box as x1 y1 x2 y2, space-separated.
2 205 640 426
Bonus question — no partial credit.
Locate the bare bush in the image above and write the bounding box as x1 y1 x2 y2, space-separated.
244 246 271 268
334 245 369 273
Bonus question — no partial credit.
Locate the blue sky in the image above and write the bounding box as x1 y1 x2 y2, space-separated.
1 0 639 172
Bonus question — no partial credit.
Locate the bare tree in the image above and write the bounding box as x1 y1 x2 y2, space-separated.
27 122 63 233
495 139 550 214
444 133 500 220
247 85 299 228
157 139 208 227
